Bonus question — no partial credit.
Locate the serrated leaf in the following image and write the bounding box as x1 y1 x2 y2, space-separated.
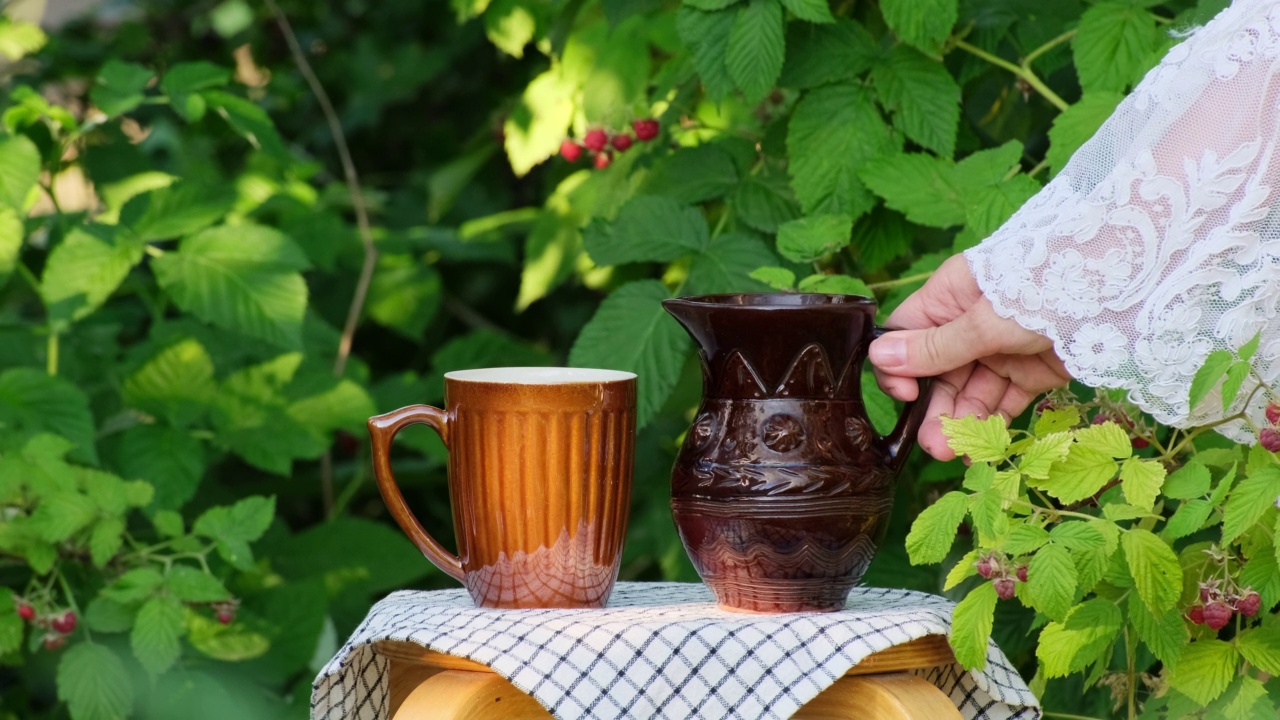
1239 331 1262 362
101 568 164 604
1162 499 1214 540
1240 551 1280 613
1122 528 1182 614
187 610 270 661
153 510 184 538
0 206 23 291
677 8 737 100
1050 521 1108 552
1221 360 1250 411
1164 461 1211 499
1039 444 1116 504
160 61 231 122
849 206 912 271
1119 458 1165 511
1127 592 1187 668
642 145 740 204
89 516 126 568
365 254 441 339
1073 3 1159 93
153 224 309 349
115 424 205 510
1219 676 1271 720
779 0 831 23
949 582 997 670
1074 421 1133 459
194 495 275 544
1034 406 1081 435
0 18 45 61
1027 543 1077 621
1189 349 1234 413
879 0 957 55
939 415 1009 462
203 89 290 160
858 152 965 228
780 18 877 89
1237 625 1280 675
796 273 872 295
968 489 1008 541
167 565 230 603
1103 503 1148 521
0 589 21 655
905 490 967 565
749 266 796 290
0 134 40 211
1222 467 1280 544
1166 639 1238 706
57 643 134 720
871 45 959 156
944 548 980 591
1046 93 1124 174
585 196 709 266
788 83 898 218
132 595 185 675
686 234 778 295
120 182 235 242
1018 432 1072 479
725 0 785 104
684 0 741 9
31 492 97 542
734 173 800 232
961 176 1042 242
1037 599 1122 678
962 462 995 492
776 214 852 262
85 596 137 633
91 59 153 117
41 225 143 331
570 281 691 428
1002 524 1050 555
123 338 216 427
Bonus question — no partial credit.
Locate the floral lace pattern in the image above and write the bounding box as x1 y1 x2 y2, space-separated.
967 0 1280 442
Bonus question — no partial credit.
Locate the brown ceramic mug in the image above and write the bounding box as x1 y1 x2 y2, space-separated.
368 367 636 609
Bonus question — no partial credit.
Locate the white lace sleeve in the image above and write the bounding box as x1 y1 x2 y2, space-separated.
965 0 1280 441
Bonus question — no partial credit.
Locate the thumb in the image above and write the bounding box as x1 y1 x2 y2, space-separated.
869 309 998 377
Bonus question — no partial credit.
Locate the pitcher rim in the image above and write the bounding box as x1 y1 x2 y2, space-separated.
663 293 876 309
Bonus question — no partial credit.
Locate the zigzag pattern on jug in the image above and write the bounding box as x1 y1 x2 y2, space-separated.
672 493 893 519
712 343 861 400
691 531 881 580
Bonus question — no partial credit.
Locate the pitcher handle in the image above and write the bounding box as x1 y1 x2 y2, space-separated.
871 327 933 464
368 405 465 582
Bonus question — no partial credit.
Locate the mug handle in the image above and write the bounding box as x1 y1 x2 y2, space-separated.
368 405 465 582
871 327 933 464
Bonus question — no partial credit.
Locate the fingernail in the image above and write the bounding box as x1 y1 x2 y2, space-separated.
870 337 906 369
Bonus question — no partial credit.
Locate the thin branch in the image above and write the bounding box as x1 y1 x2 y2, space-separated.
954 39 1070 112
264 0 379 517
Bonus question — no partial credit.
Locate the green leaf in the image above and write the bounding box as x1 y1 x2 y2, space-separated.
788 83 898 218
194 495 276 544
641 145 740 204
1222 467 1280 544
153 510 184 538
1073 3 1159 93
905 490 968 565
1166 639 1239 706
677 8 737 100
1026 543 1077 621
120 182 235 242
0 589 21 655
0 206 23 291
858 152 965 228
1001 524 1050 555
685 234 778 295
202 90 290 160
1240 551 1280 611
211 355 324 475
85 596 138 633
1037 599 1122 678
1039 444 1116 504
968 489 1008 541
1222 360 1251 411
749 266 796 290
1122 528 1182 615
781 19 878 89
101 568 164 604
1034 406 1081 436
1163 499 1214 540
167 565 231 603
849 206 912 271
1127 592 1187 668
871 45 960 157
776 214 852 262
726 0 785 104
1239 331 1262 363
0 369 97 463
1218 677 1271 720
115 425 205 510
0 133 40 211
153 224 309 349
1189 349 1234 413
949 582 997 670
1119 458 1165 511
779 0 831 23
796 274 872 296
1046 93 1124 174
1018 432 1072 479
1164 461 1211 499
89 516 126 567
160 61 231 121
41 226 143 331
124 338 216 427
569 281 691 429
585 196 709 266
878 0 957 55
1050 520 1108 552
187 610 270 661
734 172 800 232
365 254 442 339
57 643 134 720
939 415 1009 462
132 595 185 675
960 176 1042 242
0 18 46 61
684 0 741 10
91 60 153 117
1074 421 1133 459
1237 624 1280 675
31 492 97 542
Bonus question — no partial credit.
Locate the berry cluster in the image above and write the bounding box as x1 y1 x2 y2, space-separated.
1259 401 1280 452
16 599 77 651
976 552 1028 601
1091 410 1150 449
559 118 660 170
1186 581 1260 630
212 599 239 625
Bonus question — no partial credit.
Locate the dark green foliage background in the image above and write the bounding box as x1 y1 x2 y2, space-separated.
0 0 1241 717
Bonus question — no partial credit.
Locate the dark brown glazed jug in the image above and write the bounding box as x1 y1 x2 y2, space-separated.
662 293 931 613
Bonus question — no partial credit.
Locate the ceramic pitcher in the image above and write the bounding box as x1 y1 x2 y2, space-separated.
662 293 931 612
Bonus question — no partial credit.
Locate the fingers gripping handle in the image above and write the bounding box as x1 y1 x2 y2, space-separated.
368 405 464 582
871 327 933 465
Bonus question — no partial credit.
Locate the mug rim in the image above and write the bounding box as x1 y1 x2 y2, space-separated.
443 367 636 385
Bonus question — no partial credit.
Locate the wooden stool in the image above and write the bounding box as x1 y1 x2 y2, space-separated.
376 636 963 720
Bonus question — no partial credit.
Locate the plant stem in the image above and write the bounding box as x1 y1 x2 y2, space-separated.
867 271 935 291
1125 627 1136 720
1023 29 1077 66
954 39 1070 112
46 330 58 376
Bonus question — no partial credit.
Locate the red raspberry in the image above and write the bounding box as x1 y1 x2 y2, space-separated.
1092 413 1111 425
17 603 35 622
593 152 612 169
583 129 608 152
975 557 993 579
1131 436 1149 449
43 634 65 651
1035 398 1055 414
559 139 582 163
51 610 76 634
1016 565 1028 583
631 119 659 142
216 609 235 624
1199 583 1216 603
1235 591 1262 618
994 578 1016 600
1203 601 1233 630
1261 427 1280 452
611 133 633 152
1266 402 1280 426
1187 605 1205 624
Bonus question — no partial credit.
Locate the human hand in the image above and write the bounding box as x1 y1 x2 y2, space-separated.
869 255 1073 460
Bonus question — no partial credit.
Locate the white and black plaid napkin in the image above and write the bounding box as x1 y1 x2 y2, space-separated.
311 582 1040 720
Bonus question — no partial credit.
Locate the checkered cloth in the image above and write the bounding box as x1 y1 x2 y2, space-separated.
311 582 1040 720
